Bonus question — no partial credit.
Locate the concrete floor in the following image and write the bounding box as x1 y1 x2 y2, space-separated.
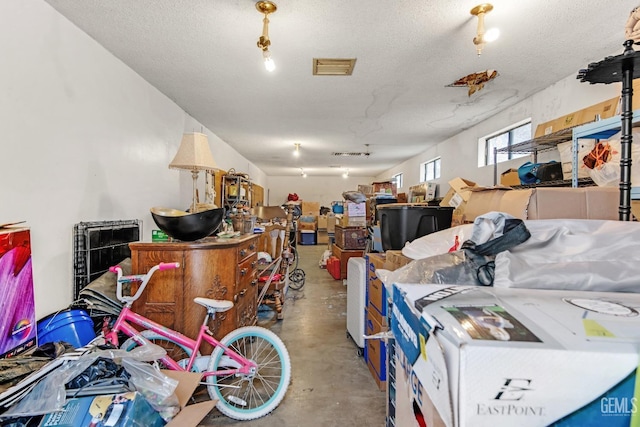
199 244 388 426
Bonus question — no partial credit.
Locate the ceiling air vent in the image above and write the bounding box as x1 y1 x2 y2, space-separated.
313 58 357 76
332 152 370 157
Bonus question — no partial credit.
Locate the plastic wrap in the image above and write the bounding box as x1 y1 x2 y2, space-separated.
0 344 173 419
494 219 640 292
382 212 529 288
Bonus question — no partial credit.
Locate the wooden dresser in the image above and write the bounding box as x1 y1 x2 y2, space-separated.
128 234 259 350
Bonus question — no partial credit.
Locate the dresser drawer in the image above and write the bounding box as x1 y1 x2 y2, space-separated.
237 238 258 262
237 252 258 286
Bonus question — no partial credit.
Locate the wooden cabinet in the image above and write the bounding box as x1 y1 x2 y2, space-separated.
331 244 364 280
129 234 259 352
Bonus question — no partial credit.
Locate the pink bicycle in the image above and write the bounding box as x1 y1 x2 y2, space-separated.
103 262 291 421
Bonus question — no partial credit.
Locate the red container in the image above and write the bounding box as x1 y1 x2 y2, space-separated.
327 256 341 280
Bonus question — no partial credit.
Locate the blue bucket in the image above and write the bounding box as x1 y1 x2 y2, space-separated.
332 203 344 214
37 309 96 348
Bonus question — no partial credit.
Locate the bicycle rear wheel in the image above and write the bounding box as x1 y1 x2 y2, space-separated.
121 330 194 369
206 326 291 420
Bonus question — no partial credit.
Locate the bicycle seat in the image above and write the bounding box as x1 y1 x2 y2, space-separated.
194 297 234 312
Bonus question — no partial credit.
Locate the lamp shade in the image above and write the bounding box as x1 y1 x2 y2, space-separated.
169 132 217 170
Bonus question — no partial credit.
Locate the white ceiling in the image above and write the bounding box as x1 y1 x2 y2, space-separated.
44 0 636 177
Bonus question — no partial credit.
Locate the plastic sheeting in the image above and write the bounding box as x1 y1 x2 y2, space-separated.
494 219 640 292
382 216 640 294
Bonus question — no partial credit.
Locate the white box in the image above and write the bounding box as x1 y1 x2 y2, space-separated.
346 201 366 217
391 283 640 427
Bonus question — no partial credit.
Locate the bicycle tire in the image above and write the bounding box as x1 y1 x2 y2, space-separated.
288 246 299 271
287 268 305 290
206 326 291 420
121 330 195 370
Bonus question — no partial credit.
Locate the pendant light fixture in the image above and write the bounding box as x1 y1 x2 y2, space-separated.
470 3 499 56
256 1 277 72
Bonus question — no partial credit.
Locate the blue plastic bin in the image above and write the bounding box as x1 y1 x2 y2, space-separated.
37 309 96 348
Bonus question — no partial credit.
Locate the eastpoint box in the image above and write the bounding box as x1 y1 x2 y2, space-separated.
391 283 640 427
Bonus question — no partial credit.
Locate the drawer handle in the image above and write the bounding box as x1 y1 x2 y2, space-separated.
240 249 247 257
234 289 247 303
240 268 248 276
251 261 257 269
251 279 258 287
249 243 256 250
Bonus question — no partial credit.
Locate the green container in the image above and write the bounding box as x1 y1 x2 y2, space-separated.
152 229 169 242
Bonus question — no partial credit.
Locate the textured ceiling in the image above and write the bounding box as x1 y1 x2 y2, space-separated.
44 0 636 177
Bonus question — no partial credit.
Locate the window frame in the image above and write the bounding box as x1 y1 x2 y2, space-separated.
420 157 441 182
479 119 532 167
392 172 403 189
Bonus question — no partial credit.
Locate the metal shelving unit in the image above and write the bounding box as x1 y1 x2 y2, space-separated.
493 112 640 189
492 126 578 186
570 111 640 187
221 174 252 213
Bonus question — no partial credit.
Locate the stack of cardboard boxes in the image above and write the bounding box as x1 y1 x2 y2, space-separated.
329 201 368 280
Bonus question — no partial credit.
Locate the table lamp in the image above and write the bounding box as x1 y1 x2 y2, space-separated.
169 132 218 213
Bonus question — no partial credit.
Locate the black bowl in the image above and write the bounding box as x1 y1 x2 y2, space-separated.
150 206 225 241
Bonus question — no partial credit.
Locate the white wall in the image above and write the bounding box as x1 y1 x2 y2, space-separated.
377 72 623 194
0 0 265 318
266 175 375 208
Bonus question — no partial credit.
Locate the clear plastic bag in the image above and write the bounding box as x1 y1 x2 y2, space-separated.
0 343 177 420
121 358 180 421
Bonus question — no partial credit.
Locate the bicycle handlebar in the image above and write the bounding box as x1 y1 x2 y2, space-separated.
110 262 181 304
159 262 180 271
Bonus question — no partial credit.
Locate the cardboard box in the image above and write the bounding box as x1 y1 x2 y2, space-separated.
317 229 329 245
301 201 320 216
439 177 477 210
391 283 640 427
346 201 366 217
38 370 215 427
317 215 328 230
364 307 387 392
0 226 37 358
499 169 520 186
384 250 412 271
326 213 337 233
358 184 374 196
365 253 387 321
338 215 367 228
461 186 618 223
373 181 398 197
163 370 216 427
534 97 619 137
38 391 165 427
298 221 317 231
409 183 437 203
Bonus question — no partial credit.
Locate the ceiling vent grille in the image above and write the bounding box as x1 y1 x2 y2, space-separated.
332 152 370 157
313 58 357 76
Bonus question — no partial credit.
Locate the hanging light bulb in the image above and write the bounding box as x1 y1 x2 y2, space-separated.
342 169 349 179
263 50 276 72
300 168 307 178
293 143 300 157
256 1 277 72
471 3 499 56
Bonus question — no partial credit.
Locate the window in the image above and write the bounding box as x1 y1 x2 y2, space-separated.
392 173 403 189
420 158 441 182
480 120 531 166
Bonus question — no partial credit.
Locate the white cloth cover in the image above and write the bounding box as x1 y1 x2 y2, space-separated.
493 219 640 292
386 216 640 294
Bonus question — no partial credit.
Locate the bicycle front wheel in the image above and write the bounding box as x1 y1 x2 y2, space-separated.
206 326 291 420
